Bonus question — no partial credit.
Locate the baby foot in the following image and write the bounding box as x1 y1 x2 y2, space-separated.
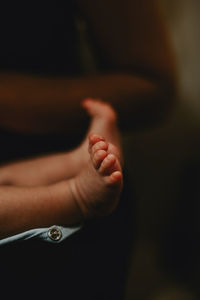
82 98 122 153
71 134 123 218
75 98 123 170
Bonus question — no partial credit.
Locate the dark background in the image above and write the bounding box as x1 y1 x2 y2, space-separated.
124 1 200 299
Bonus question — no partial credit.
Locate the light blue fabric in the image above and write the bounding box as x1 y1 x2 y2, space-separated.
0 225 81 246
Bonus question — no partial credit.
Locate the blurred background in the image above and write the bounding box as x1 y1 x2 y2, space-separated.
1 1 198 299
124 0 200 299
4 1 198 299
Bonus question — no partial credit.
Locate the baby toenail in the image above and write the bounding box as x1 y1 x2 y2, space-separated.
107 154 114 160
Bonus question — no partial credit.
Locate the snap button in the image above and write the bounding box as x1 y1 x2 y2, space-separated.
48 227 62 241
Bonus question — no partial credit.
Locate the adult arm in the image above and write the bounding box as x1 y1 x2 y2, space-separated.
0 0 177 134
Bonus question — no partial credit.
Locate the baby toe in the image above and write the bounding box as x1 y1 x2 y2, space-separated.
92 149 107 169
108 171 123 185
99 153 116 175
88 134 105 153
91 141 108 155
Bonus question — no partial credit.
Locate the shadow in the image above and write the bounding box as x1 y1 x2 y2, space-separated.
160 161 200 294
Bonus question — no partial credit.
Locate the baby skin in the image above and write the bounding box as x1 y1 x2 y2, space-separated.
68 98 123 218
0 99 123 238
82 98 122 156
0 133 122 239
69 133 123 218
0 99 123 187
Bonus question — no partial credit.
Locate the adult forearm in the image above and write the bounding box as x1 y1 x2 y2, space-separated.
0 71 175 134
0 181 82 239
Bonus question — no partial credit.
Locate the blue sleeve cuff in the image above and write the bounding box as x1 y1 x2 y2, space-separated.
0 225 81 246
